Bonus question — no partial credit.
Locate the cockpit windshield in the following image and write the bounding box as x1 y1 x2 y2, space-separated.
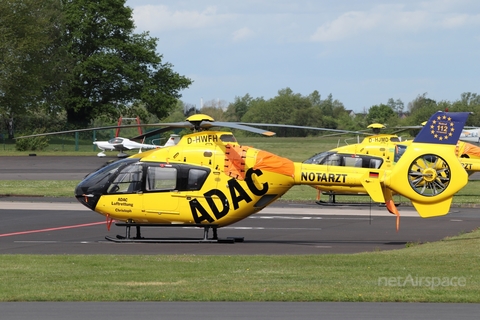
77 158 139 194
107 162 144 194
75 158 140 209
303 151 334 165
108 138 124 144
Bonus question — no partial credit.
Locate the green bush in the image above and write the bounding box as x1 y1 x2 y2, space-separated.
15 131 50 151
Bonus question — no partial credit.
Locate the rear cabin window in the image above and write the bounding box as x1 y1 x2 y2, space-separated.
187 169 208 190
339 154 383 169
311 153 383 169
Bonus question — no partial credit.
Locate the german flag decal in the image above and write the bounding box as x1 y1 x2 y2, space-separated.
369 172 379 178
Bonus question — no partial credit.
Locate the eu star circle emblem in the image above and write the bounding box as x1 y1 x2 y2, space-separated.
430 115 455 141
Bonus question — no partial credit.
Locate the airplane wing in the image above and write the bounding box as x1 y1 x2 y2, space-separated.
112 143 128 151
121 140 158 150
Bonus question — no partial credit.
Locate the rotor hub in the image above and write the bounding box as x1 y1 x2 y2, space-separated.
422 168 437 182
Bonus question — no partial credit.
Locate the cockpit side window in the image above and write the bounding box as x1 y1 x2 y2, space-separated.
146 166 177 191
107 162 143 194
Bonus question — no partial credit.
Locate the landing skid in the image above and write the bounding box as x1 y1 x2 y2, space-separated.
105 222 244 243
316 200 374 207
316 201 401 207
316 192 400 207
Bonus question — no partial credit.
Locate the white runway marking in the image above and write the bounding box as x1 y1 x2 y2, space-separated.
223 227 323 231
14 241 58 243
0 201 422 217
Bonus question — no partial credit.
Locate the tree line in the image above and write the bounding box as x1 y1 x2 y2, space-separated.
1 1 479 140
162 90 480 138
0 0 191 138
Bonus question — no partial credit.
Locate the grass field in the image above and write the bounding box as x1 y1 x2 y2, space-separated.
1 135 479 302
0 229 479 302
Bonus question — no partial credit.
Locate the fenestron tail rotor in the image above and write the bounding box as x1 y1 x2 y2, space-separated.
407 154 451 197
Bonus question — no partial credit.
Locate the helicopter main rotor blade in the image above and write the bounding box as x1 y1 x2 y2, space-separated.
132 121 277 138
131 127 179 140
313 130 370 138
389 126 423 135
16 118 276 140
239 123 368 136
15 122 194 139
207 122 276 136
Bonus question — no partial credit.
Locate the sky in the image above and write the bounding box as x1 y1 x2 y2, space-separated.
125 0 480 112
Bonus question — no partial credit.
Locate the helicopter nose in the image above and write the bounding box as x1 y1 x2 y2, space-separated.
73 158 140 211
75 183 101 210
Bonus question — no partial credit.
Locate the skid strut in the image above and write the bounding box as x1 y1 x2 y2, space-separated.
105 222 244 243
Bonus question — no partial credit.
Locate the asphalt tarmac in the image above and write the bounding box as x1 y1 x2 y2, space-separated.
1 200 479 254
1 302 479 320
1 155 480 254
0 155 109 180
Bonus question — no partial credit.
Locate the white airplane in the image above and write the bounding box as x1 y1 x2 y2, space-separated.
94 134 180 158
459 128 480 143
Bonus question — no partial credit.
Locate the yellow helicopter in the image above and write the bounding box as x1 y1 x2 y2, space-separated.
298 122 480 204
244 120 480 204
61 111 471 242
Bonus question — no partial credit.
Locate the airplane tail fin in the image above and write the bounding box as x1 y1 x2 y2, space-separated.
138 137 146 154
164 134 180 147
